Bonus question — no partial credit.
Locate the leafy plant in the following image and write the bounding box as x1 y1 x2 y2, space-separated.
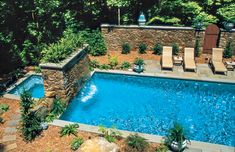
34 66 42 73
89 60 100 69
20 90 42 141
134 58 144 66
99 64 111 70
122 42 131 54
223 40 233 58
0 104 9 112
126 133 149 151
194 38 200 57
71 137 84 151
153 43 163 55
45 113 57 122
172 43 179 55
156 141 168 152
98 126 122 143
60 123 79 137
51 97 66 116
165 123 188 151
108 55 118 69
120 61 131 69
138 43 147 54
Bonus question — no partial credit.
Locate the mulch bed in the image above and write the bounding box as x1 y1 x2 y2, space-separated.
0 97 159 152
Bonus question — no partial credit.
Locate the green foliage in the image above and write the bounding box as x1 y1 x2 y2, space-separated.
99 64 111 70
89 60 100 69
217 4 235 22
51 97 66 116
122 42 131 54
126 133 149 151
60 124 79 137
120 61 131 69
172 43 179 55
0 104 9 112
134 58 144 66
153 43 163 55
41 30 83 63
20 90 42 141
34 66 42 73
98 125 122 143
223 40 233 58
71 137 84 151
108 55 118 69
194 39 200 57
138 43 147 54
193 12 218 27
45 113 57 123
165 123 188 151
156 142 168 152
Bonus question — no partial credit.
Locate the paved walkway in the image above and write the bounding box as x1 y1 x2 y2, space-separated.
0 111 20 151
144 60 235 81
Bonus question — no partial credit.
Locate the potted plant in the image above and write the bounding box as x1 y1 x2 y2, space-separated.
165 123 189 152
133 57 144 73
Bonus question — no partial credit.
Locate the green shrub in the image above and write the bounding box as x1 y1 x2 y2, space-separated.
60 124 79 137
98 126 122 143
126 133 149 151
120 61 131 69
34 66 42 73
138 43 147 54
153 43 163 55
45 113 56 123
99 64 111 70
51 97 66 116
134 58 144 66
41 30 83 63
223 40 233 58
108 55 118 69
71 137 84 151
0 104 9 112
194 39 200 57
172 43 179 55
20 90 42 141
89 60 100 69
122 42 131 54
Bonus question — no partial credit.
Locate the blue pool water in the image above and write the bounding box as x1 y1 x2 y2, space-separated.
60 72 235 146
9 75 44 98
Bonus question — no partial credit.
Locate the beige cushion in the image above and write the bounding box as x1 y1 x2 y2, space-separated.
162 46 173 69
212 61 227 72
184 48 196 70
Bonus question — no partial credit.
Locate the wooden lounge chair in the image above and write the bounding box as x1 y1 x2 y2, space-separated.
210 48 227 75
183 48 197 72
161 46 173 70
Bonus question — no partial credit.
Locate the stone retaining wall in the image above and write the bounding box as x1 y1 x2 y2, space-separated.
39 45 90 103
101 24 235 54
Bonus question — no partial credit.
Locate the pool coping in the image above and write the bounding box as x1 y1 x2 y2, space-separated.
3 72 42 100
50 119 235 152
93 69 235 84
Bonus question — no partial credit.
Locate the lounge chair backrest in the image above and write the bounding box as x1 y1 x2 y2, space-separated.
163 46 172 57
212 48 224 62
184 48 194 60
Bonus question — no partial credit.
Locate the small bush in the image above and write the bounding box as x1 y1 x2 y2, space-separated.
34 66 42 73
89 60 100 69
99 64 111 70
71 137 84 151
20 90 42 141
0 104 9 112
108 55 118 69
120 61 131 69
138 43 147 54
126 133 149 151
51 97 65 116
122 42 131 54
223 40 233 58
153 43 163 55
172 43 179 55
45 113 56 123
60 124 79 137
98 126 122 143
134 58 144 66
194 39 200 57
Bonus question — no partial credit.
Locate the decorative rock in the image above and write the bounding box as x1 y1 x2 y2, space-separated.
1 135 16 142
45 91 56 98
78 137 119 152
11 114 20 120
6 120 19 127
4 127 17 134
3 143 17 152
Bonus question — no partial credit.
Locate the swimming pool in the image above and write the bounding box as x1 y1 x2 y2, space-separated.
60 72 235 146
9 75 44 98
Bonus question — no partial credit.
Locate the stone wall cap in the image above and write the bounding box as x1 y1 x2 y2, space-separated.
39 44 88 70
101 24 198 30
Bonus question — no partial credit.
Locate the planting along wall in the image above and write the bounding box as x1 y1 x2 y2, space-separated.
219 30 235 55
39 45 90 103
101 24 235 54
